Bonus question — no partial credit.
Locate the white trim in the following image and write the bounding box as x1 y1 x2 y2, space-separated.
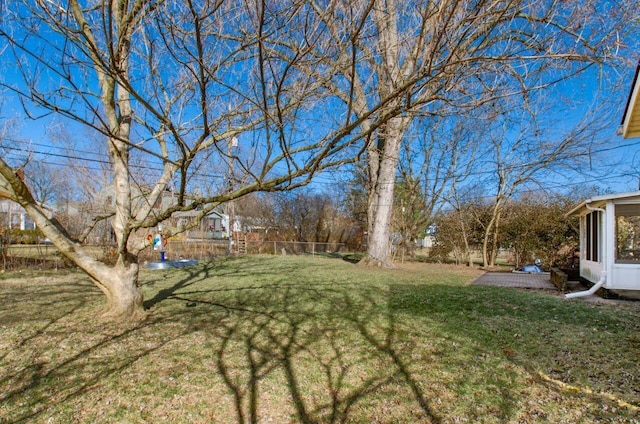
566 191 640 217
622 60 640 139
622 78 640 138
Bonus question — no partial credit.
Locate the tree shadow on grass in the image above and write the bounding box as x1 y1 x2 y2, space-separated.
142 261 219 309
0 320 168 423
388 283 640 420
2 260 464 423
0 277 184 423
177 281 443 423
141 258 321 310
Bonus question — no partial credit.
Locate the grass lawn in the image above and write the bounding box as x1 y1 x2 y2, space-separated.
1 255 639 423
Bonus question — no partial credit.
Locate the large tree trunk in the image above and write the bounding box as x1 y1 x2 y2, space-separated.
360 171 396 267
36 218 144 321
97 262 144 320
359 119 406 268
4 164 146 321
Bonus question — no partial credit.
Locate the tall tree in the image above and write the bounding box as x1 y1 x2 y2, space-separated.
277 0 637 267
273 190 347 243
0 1 361 320
434 182 489 267
393 116 481 254
20 160 67 207
475 97 615 267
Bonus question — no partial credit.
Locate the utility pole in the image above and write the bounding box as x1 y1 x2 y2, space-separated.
228 136 238 254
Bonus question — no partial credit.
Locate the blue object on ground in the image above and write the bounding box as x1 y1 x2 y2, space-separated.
147 259 198 270
521 264 544 273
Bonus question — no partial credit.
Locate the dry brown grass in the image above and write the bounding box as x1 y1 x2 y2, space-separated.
1 256 639 423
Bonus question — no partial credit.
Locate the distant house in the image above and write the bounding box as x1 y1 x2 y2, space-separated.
92 185 239 241
0 199 36 230
173 207 239 240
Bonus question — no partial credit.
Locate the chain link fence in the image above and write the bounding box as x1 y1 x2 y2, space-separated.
1 240 352 270
246 241 346 256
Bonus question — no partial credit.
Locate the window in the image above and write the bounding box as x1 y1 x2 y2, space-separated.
585 211 600 262
615 204 640 263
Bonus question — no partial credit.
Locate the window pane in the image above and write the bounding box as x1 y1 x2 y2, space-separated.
593 211 599 263
616 204 640 263
586 213 592 261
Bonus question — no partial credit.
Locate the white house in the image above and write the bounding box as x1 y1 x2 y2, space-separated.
566 191 640 297
0 199 37 230
564 61 640 298
93 185 241 241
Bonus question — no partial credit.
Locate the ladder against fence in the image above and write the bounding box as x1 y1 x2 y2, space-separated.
236 237 246 254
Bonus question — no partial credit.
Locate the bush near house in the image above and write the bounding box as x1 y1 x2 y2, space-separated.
430 195 580 269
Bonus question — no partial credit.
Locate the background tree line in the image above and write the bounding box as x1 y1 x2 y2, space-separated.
430 192 592 269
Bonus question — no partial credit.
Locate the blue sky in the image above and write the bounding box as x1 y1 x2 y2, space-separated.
1 2 639 202
3 63 640 200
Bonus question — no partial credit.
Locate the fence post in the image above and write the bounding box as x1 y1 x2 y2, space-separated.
273 241 276 255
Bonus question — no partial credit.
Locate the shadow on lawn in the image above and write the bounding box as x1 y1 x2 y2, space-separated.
142 261 218 309
0 259 445 423
389 283 640 420
21 258 640 423
0 321 168 423
196 285 442 424
141 258 442 422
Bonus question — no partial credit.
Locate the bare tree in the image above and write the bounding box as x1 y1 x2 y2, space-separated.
274 0 637 267
21 160 65 206
0 1 361 320
0 0 637 320
501 193 580 269
473 96 617 268
270 190 330 242
393 116 481 255
435 180 489 267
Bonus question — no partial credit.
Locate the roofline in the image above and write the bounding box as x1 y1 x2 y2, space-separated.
565 201 586 218
621 58 640 127
565 190 640 217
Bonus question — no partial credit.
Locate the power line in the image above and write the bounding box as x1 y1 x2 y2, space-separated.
3 133 639 197
4 143 112 165
1 142 229 181
2 156 636 212
6 140 639 183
